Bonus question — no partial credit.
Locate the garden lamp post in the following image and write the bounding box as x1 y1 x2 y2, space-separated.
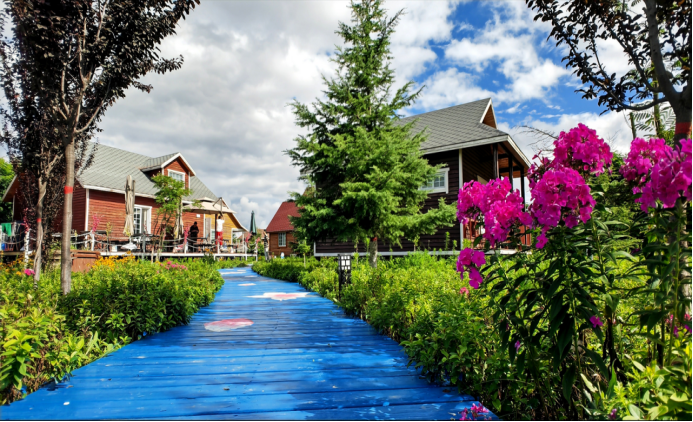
337 254 352 294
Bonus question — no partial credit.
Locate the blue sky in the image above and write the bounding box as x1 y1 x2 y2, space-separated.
79 1 635 227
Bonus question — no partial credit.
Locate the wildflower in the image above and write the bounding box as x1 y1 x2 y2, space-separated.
673 325 679 337
458 178 531 247
590 315 603 328
515 340 521 352
623 138 692 211
684 325 691 334
23 269 35 276
471 403 489 414
457 248 485 289
15 271 21 276
553 124 612 176
468 267 483 289
459 409 472 421
608 408 617 420
460 287 470 297
530 166 596 240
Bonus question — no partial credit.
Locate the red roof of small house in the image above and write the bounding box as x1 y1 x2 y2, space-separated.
266 202 299 233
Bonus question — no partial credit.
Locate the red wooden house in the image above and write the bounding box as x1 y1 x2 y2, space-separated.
2 144 246 251
265 201 300 258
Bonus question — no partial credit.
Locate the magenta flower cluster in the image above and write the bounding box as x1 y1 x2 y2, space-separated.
161 261 188 271
621 138 692 211
530 166 596 248
553 124 613 176
457 248 486 289
458 177 531 247
459 403 490 421
23 269 35 276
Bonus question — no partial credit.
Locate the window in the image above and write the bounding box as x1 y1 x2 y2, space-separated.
168 170 185 183
422 168 449 194
278 232 287 247
133 206 150 234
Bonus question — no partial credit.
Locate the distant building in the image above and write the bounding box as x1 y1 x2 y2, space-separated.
265 201 300 257
2 144 246 244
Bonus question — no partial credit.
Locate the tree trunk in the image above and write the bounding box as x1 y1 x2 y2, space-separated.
368 238 377 268
673 103 692 145
32 179 47 289
61 141 75 295
673 108 691 313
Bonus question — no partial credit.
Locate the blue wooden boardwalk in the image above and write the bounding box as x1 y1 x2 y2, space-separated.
1 267 497 420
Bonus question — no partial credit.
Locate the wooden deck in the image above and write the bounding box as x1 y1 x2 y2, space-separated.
0 267 497 420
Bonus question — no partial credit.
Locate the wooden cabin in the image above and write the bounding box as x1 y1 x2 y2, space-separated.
266 201 300 258
1 144 246 247
314 98 531 257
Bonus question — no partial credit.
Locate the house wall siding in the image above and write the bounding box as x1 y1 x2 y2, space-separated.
315 150 461 254
462 144 495 184
164 158 189 189
268 231 296 257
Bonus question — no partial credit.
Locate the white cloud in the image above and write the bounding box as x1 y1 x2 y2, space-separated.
442 1 570 106
500 110 634 157
414 68 494 111
96 1 459 229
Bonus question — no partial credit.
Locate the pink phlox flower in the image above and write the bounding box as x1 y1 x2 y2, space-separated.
471 250 486 267
460 287 470 297
590 315 603 328
553 124 612 175
673 325 679 337
620 138 671 187
685 313 691 322
458 178 530 247
530 167 595 247
684 325 691 334
458 248 473 268
515 340 521 352
468 267 483 289
608 408 617 420
471 403 489 414
23 269 35 276
459 409 472 421
626 139 692 211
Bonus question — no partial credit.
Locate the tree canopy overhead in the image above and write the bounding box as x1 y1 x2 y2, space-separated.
0 0 199 293
287 0 455 267
527 0 691 141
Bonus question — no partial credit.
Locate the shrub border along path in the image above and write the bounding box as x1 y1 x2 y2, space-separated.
0 267 496 420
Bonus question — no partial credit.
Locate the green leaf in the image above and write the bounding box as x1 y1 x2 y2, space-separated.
585 349 609 380
562 364 576 402
628 404 643 419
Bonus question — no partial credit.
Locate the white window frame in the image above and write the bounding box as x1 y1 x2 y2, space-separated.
133 205 152 234
422 168 450 194
168 169 186 183
278 232 287 247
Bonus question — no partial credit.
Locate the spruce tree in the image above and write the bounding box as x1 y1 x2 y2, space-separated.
287 0 455 268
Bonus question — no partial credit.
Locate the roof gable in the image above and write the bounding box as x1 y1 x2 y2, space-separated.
141 152 196 176
397 98 508 152
76 143 214 202
266 202 300 233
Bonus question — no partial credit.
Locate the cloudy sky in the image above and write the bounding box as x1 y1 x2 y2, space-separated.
93 0 634 228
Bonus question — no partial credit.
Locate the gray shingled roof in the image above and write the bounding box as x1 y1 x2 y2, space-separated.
143 153 178 169
77 144 217 201
397 98 508 152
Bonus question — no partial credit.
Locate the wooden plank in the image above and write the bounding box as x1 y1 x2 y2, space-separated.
1 267 496 421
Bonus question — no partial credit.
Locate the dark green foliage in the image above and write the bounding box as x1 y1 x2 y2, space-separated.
287 0 455 258
0 257 223 403
0 158 13 222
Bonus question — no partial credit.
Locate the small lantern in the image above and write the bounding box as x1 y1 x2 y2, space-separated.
337 253 352 292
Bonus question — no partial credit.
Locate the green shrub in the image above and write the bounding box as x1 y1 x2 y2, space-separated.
0 256 224 404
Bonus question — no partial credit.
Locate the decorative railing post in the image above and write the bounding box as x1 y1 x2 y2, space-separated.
23 228 31 267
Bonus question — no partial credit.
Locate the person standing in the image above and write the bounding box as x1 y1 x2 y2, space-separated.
189 221 200 248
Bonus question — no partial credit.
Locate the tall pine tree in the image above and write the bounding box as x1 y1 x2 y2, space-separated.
287 0 455 268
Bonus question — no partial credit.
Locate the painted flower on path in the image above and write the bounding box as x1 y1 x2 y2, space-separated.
204 318 254 332
248 292 312 301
